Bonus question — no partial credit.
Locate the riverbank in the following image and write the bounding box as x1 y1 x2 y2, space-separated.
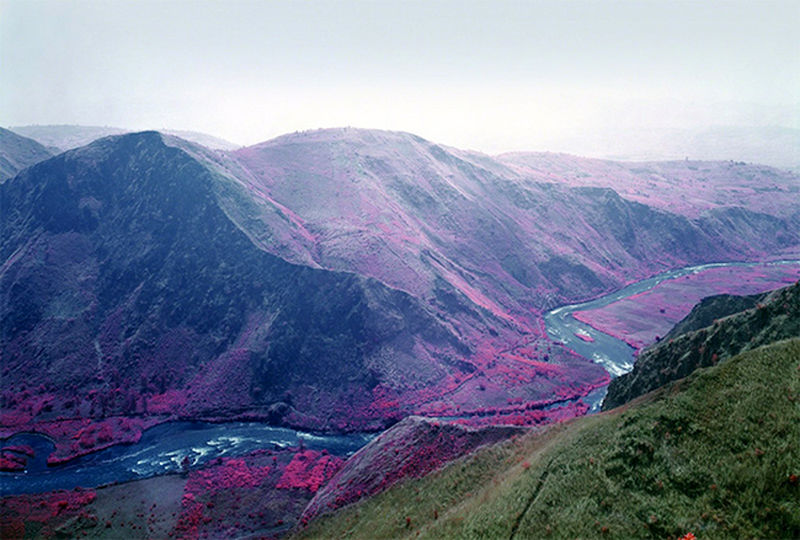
544 260 800 378
1 445 342 538
573 262 800 350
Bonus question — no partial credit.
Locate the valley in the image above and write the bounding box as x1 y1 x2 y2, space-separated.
1 127 799 538
4 2 798 537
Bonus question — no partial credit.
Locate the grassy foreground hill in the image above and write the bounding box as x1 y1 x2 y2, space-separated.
605 281 800 410
297 337 800 539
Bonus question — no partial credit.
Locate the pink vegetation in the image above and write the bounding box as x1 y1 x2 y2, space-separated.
500 153 800 220
187 458 273 492
276 450 344 492
0 445 35 471
300 416 521 525
46 417 157 465
172 448 346 539
573 264 800 349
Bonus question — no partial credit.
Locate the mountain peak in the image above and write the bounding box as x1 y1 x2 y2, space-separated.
243 127 428 151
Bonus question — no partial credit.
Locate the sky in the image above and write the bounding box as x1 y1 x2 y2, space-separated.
1 0 798 153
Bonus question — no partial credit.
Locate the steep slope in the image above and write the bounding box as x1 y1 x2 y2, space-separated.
499 151 800 220
661 290 768 342
0 132 500 447
604 281 800 409
301 417 523 525
233 128 798 320
2 127 799 460
0 128 53 181
298 337 800 539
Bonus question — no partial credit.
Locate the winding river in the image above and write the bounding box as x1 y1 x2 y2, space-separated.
3 260 797 496
544 259 800 410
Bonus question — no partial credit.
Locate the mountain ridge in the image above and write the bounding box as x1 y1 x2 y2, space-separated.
0 127 53 181
10 124 241 152
2 127 799 462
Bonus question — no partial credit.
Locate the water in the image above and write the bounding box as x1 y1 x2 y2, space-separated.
544 259 800 405
3 259 796 496
1 422 372 496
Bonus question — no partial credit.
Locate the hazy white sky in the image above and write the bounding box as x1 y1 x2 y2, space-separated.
1 0 798 152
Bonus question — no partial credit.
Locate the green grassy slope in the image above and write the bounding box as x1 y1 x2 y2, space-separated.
605 281 799 410
298 338 800 539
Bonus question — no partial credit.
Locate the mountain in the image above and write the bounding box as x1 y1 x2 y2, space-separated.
298 336 800 539
498 151 800 220
232 128 798 313
8 125 128 152
603 281 800 410
0 128 53 181
1 128 799 460
0 132 487 439
10 125 241 152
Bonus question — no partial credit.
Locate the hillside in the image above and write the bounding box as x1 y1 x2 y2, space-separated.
0 128 52 181
2 127 799 460
0 132 488 452
231 129 798 319
538 125 800 171
604 281 800 409
499 151 800 220
661 291 768 342
298 337 800 539
0 131 608 461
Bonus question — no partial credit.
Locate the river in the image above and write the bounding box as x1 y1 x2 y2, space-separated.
544 259 800 409
0 422 372 496
3 260 797 496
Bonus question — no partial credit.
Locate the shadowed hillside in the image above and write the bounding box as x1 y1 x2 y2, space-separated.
2 128 799 461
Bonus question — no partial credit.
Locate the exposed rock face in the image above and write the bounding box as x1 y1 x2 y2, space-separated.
604 281 800 410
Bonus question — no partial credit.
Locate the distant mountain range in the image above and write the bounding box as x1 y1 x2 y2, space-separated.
0 127 53 181
1 126 798 457
11 124 799 170
9 125 241 152
545 125 800 171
